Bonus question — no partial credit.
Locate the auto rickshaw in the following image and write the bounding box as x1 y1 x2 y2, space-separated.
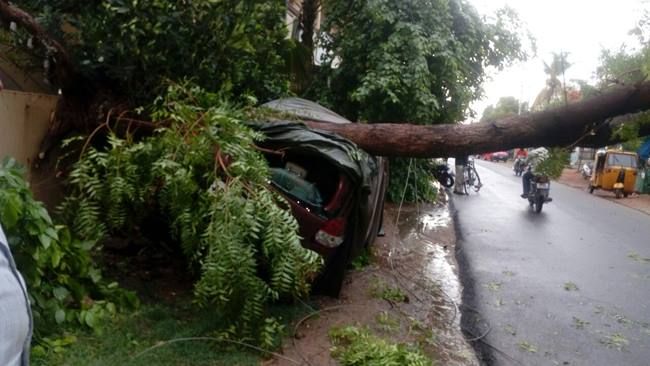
589 149 638 198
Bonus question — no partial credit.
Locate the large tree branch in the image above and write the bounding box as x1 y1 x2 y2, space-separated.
0 0 74 87
303 81 650 157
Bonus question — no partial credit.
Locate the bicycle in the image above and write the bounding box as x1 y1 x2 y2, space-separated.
462 158 482 194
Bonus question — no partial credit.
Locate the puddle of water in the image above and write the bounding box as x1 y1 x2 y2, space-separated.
421 210 452 231
389 203 477 365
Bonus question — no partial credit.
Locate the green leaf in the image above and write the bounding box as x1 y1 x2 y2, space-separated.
55 309 65 324
51 249 62 268
52 287 69 301
39 234 52 249
84 311 97 328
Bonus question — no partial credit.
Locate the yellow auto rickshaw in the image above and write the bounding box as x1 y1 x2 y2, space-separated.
589 149 638 198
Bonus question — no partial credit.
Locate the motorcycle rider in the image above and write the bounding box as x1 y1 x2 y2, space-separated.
514 148 528 160
520 147 549 198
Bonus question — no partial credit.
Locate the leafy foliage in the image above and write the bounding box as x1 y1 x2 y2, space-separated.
534 148 569 179
60 84 322 344
611 111 650 151
578 12 650 146
312 0 529 123
9 0 291 104
387 158 437 203
329 325 433 366
481 96 528 122
0 158 137 342
310 0 529 201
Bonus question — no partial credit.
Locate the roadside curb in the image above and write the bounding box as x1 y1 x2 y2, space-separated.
449 194 496 366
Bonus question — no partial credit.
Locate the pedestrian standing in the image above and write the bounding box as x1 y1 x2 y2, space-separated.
0 223 32 366
454 155 468 194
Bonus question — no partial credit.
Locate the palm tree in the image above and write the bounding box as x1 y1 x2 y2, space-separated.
532 52 571 111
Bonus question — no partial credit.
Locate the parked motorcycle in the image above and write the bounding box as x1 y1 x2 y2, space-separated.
580 162 592 180
513 158 527 176
432 163 455 188
525 172 553 213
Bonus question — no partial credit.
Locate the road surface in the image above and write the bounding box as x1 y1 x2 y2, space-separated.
453 160 650 366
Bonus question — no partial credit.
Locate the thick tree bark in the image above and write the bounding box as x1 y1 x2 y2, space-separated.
303 82 650 158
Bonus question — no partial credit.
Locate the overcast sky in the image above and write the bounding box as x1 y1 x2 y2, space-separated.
468 0 647 120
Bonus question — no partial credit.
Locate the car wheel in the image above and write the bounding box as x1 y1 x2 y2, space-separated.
313 243 351 297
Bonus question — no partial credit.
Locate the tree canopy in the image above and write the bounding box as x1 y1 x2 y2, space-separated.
310 0 531 124
480 96 528 122
4 0 291 104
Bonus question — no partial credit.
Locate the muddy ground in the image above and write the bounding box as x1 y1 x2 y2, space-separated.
269 198 478 366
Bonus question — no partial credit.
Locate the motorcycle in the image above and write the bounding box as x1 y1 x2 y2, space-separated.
432 163 455 188
579 162 592 180
513 158 527 176
525 172 553 213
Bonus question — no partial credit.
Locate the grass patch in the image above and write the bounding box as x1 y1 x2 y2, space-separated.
375 311 401 332
572 317 590 330
33 300 309 366
518 341 538 353
329 325 434 365
627 252 650 263
350 247 372 270
485 281 502 292
600 333 629 351
563 282 579 291
370 280 409 303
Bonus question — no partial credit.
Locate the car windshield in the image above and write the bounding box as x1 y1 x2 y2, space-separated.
607 153 637 168
269 168 323 209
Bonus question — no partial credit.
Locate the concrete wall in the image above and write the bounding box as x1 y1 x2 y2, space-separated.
0 90 59 168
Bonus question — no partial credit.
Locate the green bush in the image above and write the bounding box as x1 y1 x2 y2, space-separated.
0 158 137 342
60 84 322 345
329 325 433 366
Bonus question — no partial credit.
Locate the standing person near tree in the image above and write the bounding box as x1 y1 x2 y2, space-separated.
454 155 468 195
0 223 32 366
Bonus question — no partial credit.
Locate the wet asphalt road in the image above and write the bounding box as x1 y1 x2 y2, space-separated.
453 160 650 366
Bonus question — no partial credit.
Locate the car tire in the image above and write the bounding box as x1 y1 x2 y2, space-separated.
313 243 351 297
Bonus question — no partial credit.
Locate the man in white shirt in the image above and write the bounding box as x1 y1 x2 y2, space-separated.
0 224 32 365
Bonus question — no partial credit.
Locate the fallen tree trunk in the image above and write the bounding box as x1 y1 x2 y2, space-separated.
303 82 650 158
3 0 649 160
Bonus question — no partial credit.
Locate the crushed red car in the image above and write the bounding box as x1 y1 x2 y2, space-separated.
253 98 389 295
